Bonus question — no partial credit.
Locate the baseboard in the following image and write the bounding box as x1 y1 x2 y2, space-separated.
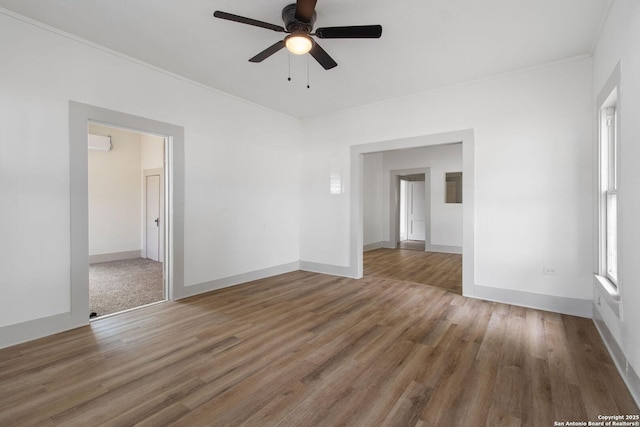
0 312 86 350
425 244 463 254
299 261 358 278
365 242 462 253
1 261 301 349
363 242 384 252
629 361 640 411
593 305 640 409
175 261 300 300
471 284 592 318
89 250 141 264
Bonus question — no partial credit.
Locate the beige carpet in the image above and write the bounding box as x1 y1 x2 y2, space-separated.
89 258 164 318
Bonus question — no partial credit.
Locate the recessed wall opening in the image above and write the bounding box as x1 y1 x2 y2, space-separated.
351 130 474 297
360 144 463 294
70 102 185 327
87 123 167 318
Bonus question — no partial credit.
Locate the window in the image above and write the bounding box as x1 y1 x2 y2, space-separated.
599 91 618 288
445 172 462 203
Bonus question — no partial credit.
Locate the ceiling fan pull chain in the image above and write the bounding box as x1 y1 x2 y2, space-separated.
288 53 292 82
307 55 311 89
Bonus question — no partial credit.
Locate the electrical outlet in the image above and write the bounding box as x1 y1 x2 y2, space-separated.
543 266 557 275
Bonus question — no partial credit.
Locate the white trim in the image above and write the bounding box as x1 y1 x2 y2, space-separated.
299 261 358 278
425 244 463 254
594 274 622 319
594 64 623 317
473 285 592 318
593 308 640 409
382 241 396 249
596 66 621 291
89 250 141 264
0 7 299 123
177 262 301 299
363 242 384 252
0 313 80 349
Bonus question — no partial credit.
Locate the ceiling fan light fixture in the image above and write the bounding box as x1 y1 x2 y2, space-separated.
285 34 313 55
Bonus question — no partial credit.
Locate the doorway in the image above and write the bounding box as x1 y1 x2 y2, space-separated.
87 124 167 318
69 101 184 330
399 174 426 246
351 130 474 297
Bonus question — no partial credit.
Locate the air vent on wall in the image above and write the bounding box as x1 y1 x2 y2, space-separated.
88 134 112 151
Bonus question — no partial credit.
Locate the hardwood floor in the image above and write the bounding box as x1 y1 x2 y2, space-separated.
365 248 462 294
397 240 426 251
0 270 637 426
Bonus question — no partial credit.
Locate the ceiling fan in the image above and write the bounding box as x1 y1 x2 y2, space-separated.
213 0 383 70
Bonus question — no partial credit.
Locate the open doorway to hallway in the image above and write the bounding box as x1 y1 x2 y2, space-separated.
361 143 463 294
87 124 166 318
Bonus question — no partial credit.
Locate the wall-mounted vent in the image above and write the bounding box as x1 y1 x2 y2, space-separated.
88 134 112 151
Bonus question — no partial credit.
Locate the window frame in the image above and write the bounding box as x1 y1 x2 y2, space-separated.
601 105 618 286
595 64 621 309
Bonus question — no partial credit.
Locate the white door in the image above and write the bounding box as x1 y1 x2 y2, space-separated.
146 174 161 262
399 180 408 241
408 181 426 240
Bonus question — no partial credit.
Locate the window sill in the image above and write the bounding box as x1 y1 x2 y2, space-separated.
594 274 622 319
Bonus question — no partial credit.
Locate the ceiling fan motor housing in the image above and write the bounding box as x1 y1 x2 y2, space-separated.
282 3 315 33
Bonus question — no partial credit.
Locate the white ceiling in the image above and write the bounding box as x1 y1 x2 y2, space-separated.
0 0 610 118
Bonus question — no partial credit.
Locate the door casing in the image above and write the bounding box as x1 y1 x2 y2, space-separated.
70 102 185 332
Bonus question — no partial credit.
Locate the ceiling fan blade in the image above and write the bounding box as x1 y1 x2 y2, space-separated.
295 0 318 23
315 25 383 39
213 11 285 32
249 40 285 63
309 42 337 70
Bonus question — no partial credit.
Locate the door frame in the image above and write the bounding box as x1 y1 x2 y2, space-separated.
389 168 430 249
70 102 184 328
350 129 475 298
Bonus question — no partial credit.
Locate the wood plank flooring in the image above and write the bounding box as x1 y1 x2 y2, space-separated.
397 240 426 251
0 270 637 426
365 248 462 294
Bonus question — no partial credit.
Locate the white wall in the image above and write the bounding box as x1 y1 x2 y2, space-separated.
140 133 164 171
362 152 384 247
0 11 301 334
88 124 143 257
300 57 593 308
591 0 640 404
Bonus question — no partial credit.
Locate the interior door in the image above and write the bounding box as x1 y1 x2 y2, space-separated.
407 180 426 240
145 174 160 262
